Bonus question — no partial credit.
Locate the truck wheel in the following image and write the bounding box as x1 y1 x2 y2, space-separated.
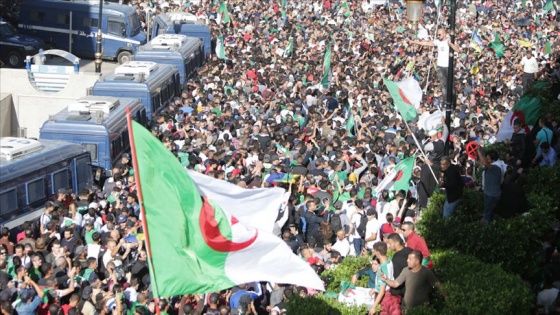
6 51 24 68
117 51 132 64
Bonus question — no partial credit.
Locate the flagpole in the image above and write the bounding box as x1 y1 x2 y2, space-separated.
401 120 440 184
126 107 162 314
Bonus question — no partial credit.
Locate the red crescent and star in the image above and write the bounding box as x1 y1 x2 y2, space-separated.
199 197 258 252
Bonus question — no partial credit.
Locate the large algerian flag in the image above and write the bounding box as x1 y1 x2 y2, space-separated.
128 120 324 297
321 44 332 89
383 77 422 122
216 35 225 59
496 96 543 142
376 157 415 193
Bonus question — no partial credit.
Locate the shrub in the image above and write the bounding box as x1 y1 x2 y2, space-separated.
417 190 557 276
321 255 371 292
412 250 533 315
288 252 532 315
286 294 369 315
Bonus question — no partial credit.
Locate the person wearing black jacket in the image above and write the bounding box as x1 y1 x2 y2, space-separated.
440 157 464 218
510 120 534 168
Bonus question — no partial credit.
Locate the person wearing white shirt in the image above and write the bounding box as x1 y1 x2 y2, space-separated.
364 209 380 250
410 28 461 100
520 49 539 92
331 229 351 257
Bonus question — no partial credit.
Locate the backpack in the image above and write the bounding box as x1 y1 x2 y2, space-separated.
356 213 368 239
330 214 342 233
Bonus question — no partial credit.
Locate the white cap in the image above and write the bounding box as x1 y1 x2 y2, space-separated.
428 129 438 137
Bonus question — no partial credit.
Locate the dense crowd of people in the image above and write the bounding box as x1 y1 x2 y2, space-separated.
1 0 560 314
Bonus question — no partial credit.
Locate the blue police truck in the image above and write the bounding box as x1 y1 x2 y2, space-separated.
92 61 180 119
39 96 147 172
134 34 204 85
0 137 93 230
18 0 147 64
151 12 211 57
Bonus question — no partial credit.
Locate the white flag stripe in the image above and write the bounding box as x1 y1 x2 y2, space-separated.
188 170 289 233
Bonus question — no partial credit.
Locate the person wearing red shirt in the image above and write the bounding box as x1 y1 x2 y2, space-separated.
401 222 432 268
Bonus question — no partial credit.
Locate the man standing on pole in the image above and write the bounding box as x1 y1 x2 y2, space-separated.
410 28 461 100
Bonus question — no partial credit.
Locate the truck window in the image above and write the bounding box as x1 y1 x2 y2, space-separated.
108 20 126 37
83 17 99 28
0 189 18 216
111 137 122 159
30 11 46 22
57 14 70 25
82 143 98 162
75 156 91 192
122 130 129 150
51 169 70 195
27 177 46 204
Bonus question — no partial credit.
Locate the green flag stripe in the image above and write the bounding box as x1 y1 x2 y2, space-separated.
382 78 417 121
131 121 234 296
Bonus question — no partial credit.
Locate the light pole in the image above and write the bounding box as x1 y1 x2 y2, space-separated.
444 0 457 156
95 0 103 73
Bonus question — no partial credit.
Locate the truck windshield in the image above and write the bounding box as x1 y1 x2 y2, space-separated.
128 13 141 37
0 23 17 37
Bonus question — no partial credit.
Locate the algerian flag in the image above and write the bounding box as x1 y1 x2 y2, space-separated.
346 111 355 136
321 44 332 89
383 77 422 122
376 157 415 193
542 41 552 55
544 0 555 12
342 1 352 17
417 110 443 132
129 120 324 296
496 96 543 142
284 37 294 58
217 2 231 24
216 35 225 59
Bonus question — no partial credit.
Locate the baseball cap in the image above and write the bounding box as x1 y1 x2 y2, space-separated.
126 220 136 228
81 286 93 300
117 214 128 224
122 153 130 159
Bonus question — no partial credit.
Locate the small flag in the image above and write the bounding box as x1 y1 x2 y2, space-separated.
517 40 534 47
544 0 555 12
383 77 422 122
340 1 352 17
284 37 294 58
496 96 543 142
216 35 225 59
128 120 324 296
346 111 355 136
376 157 415 193
542 41 552 55
469 29 483 53
488 32 505 58
321 44 332 89
217 2 231 24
